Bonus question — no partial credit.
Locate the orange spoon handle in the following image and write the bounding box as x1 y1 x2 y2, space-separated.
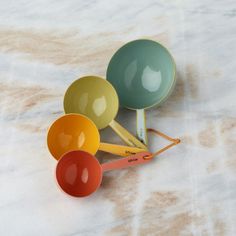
101 151 152 172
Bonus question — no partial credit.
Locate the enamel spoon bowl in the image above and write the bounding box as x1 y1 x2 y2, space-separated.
64 76 147 149
56 150 152 197
47 114 145 160
107 39 176 144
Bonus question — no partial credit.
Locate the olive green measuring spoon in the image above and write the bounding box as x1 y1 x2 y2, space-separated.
64 76 147 150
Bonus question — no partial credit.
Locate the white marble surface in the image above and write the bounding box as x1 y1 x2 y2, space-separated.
0 0 236 235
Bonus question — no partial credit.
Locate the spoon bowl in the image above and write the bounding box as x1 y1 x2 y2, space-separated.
63 76 147 149
64 76 118 130
56 150 152 197
47 114 145 160
107 39 176 144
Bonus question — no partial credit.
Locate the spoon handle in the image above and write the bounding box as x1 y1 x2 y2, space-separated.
136 109 148 145
101 151 152 172
109 119 147 150
99 142 146 156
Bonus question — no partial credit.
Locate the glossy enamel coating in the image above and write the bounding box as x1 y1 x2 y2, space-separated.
106 39 176 110
47 114 100 160
56 150 152 197
64 76 119 130
47 114 145 160
56 150 102 197
63 76 147 150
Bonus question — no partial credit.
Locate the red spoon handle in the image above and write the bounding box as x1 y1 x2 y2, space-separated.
101 151 152 172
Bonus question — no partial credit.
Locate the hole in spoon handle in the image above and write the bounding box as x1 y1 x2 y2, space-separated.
102 151 152 172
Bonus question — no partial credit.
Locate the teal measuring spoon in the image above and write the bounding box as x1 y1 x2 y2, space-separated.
107 39 176 145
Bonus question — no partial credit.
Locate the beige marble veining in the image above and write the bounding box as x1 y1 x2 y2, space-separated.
0 0 236 235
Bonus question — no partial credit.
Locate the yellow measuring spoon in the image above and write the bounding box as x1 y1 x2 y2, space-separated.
47 114 145 160
63 76 147 150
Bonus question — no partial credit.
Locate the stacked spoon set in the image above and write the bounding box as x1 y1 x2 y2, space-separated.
46 39 180 198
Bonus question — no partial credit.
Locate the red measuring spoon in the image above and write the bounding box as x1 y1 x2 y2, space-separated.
56 150 152 197
56 129 180 197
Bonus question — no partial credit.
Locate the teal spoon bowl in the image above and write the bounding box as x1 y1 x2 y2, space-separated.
106 39 176 144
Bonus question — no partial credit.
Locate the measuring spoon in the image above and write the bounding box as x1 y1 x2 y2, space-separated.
47 114 145 160
63 76 147 150
56 129 180 197
56 150 152 197
107 39 176 145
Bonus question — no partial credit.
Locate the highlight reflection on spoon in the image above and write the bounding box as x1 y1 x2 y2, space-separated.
63 76 147 149
56 150 152 197
47 114 146 160
107 39 176 145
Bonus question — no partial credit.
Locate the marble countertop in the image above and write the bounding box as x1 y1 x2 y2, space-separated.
0 0 235 235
